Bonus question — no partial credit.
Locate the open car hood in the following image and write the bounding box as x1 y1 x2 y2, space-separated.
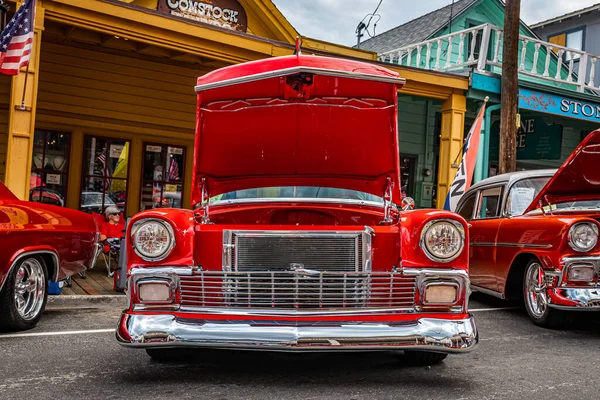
524 129 600 214
191 54 405 206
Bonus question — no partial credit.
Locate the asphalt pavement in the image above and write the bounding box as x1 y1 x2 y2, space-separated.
1 294 599 400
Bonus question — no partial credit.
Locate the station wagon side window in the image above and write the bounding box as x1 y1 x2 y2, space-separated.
475 187 503 219
457 193 476 220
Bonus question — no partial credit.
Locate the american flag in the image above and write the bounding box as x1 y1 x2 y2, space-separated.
0 0 36 75
97 148 111 190
168 157 180 181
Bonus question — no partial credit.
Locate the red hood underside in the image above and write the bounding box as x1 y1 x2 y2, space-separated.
191 55 404 205
525 129 600 213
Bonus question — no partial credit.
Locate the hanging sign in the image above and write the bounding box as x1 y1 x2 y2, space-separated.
146 145 162 153
157 0 248 32
46 174 61 185
110 144 125 158
490 117 563 160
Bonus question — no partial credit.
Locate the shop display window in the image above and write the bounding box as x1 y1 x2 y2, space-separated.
81 136 130 214
140 143 185 211
30 130 70 207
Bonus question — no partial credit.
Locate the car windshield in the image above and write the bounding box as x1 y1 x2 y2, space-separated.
211 187 384 203
548 200 600 211
510 177 600 215
508 177 549 216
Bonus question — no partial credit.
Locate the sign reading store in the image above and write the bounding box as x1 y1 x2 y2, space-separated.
158 0 248 32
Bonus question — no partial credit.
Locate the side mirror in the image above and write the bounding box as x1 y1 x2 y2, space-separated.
401 196 415 211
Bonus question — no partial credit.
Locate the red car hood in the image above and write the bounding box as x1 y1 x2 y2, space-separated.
0 182 18 200
191 54 405 205
525 129 600 213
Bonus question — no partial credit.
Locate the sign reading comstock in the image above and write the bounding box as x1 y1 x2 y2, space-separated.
158 0 247 32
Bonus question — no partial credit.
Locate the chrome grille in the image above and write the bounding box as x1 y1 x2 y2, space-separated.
179 271 416 310
224 230 371 273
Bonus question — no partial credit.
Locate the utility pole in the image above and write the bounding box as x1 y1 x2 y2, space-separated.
499 0 520 174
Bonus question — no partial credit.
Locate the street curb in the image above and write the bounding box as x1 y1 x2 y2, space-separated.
47 295 127 309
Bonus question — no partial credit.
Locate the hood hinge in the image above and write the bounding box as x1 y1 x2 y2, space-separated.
200 178 211 224
380 177 394 225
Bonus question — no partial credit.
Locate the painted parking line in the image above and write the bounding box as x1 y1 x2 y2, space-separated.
0 308 521 339
469 306 521 312
0 328 115 339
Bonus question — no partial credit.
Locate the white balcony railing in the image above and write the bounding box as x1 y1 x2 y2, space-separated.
377 24 598 93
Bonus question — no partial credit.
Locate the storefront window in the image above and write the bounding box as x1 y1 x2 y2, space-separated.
81 136 130 214
140 144 185 210
30 130 70 207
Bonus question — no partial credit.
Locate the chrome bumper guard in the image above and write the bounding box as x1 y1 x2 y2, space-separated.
116 313 478 353
547 256 600 309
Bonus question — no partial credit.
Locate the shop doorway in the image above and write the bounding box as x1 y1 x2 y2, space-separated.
400 154 417 200
140 143 186 211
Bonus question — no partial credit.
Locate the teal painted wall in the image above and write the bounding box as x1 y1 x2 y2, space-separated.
391 0 585 93
397 95 441 208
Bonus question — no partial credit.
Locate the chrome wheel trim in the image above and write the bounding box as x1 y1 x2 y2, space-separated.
14 258 45 321
525 262 547 319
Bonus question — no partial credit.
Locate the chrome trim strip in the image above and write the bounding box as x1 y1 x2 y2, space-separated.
470 284 505 299
211 197 390 209
194 66 406 92
116 314 477 353
0 250 60 293
130 266 194 276
470 242 552 249
132 305 417 316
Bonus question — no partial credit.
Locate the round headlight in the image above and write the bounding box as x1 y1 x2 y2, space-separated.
132 219 175 261
420 220 465 263
568 222 598 252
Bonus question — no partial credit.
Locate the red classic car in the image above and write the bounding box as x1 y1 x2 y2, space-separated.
456 130 600 327
0 182 98 331
116 54 478 364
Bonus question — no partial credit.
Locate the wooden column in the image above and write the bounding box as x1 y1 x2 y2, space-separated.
66 130 83 209
436 92 466 209
4 2 44 199
499 0 520 174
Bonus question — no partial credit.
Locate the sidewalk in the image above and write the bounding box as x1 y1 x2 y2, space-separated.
60 267 124 296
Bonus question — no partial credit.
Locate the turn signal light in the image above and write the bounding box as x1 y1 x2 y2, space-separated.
567 265 595 282
423 284 458 305
138 282 172 303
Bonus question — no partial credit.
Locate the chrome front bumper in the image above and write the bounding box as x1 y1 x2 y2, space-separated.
549 288 600 309
116 313 478 353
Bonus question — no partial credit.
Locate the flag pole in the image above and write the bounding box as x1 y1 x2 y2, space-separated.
18 61 29 111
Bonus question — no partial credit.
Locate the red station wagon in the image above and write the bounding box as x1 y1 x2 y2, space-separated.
116 54 478 364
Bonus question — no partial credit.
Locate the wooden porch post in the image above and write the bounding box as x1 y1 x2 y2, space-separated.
436 92 466 209
4 1 44 199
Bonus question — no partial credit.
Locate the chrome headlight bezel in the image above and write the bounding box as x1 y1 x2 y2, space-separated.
568 222 599 253
419 219 465 263
131 218 176 262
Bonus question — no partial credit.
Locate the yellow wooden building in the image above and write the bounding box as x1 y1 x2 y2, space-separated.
0 0 468 215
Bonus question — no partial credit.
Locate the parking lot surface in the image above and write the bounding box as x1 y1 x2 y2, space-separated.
1 294 599 400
